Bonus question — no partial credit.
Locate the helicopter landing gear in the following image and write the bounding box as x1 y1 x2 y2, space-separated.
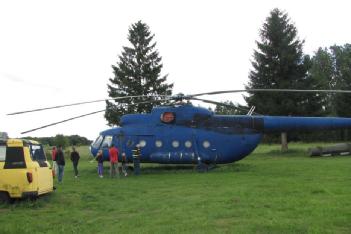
195 160 217 172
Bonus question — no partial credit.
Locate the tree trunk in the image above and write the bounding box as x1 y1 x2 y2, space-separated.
343 129 348 141
281 132 288 152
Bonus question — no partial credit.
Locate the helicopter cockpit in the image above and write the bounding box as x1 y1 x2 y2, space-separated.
90 134 114 159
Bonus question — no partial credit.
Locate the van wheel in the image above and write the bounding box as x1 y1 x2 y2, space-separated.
0 192 11 204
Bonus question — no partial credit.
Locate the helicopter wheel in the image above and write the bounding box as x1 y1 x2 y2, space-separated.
196 162 209 172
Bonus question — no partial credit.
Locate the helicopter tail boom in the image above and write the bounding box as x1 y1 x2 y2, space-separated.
263 116 351 133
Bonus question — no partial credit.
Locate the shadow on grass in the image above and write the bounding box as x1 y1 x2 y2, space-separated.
140 164 196 174
0 193 52 209
138 163 255 174
215 163 254 173
256 148 308 157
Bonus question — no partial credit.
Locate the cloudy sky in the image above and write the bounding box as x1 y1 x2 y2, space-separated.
1 0 350 140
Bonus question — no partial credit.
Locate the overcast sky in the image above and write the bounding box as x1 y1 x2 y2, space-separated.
1 0 350 140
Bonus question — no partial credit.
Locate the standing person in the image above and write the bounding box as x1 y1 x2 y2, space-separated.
56 145 65 183
109 144 119 178
121 152 128 177
96 150 104 178
51 146 58 177
132 144 141 175
70 146 80 178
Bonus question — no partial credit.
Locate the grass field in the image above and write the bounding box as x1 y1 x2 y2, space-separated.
1 143 351 234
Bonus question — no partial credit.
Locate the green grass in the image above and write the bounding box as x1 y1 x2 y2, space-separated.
1 143 351 234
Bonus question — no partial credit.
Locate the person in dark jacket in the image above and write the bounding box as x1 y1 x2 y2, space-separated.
132 144 141 175
56 145 65 183
70 146 80 178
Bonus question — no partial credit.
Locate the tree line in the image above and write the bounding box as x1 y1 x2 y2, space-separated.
24 134 92 147
105 10 351 148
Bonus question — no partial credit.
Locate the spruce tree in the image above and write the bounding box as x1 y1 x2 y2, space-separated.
245 9 313 151
105 21 173 125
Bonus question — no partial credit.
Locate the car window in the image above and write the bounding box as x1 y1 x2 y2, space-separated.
30 144 46 161
4 147 26 169
30 144 48 167
0 145 6 161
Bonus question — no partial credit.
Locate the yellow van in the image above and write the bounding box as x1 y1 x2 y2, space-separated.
0 138 54 202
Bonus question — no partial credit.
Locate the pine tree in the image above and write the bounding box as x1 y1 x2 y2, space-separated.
245 9 315 151
105 21 173 125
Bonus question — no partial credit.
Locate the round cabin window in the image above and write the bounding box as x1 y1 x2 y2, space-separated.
185 141 192 148
203 140 210 149
139 140 146 147
172 140 180 148
127 139 134 148
155 140 163 148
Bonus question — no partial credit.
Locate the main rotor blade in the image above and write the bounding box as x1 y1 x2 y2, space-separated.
8 95 170 115
21 110 105 134
189 89 351 97
189 97 260 115
20 98 171 134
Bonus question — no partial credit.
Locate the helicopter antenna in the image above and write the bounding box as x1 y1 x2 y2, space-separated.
20 98 172 134
7 95 170 116
247 106 256 116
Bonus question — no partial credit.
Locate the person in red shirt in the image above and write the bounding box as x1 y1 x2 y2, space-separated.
109 144 119 178
52 146 58 177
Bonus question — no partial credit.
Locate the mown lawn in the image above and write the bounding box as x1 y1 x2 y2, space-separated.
1 143 351 234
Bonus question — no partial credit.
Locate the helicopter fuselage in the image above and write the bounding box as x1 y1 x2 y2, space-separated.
90 104 351 164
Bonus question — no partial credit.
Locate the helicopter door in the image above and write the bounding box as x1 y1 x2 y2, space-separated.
123 135 155 163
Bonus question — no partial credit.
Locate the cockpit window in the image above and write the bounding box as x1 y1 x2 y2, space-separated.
92 135 103 148
101 136 113 148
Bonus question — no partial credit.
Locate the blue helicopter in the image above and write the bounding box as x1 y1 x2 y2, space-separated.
11 89 351 167
90 103 351 165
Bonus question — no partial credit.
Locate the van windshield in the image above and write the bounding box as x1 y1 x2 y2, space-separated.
30 144 46 161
